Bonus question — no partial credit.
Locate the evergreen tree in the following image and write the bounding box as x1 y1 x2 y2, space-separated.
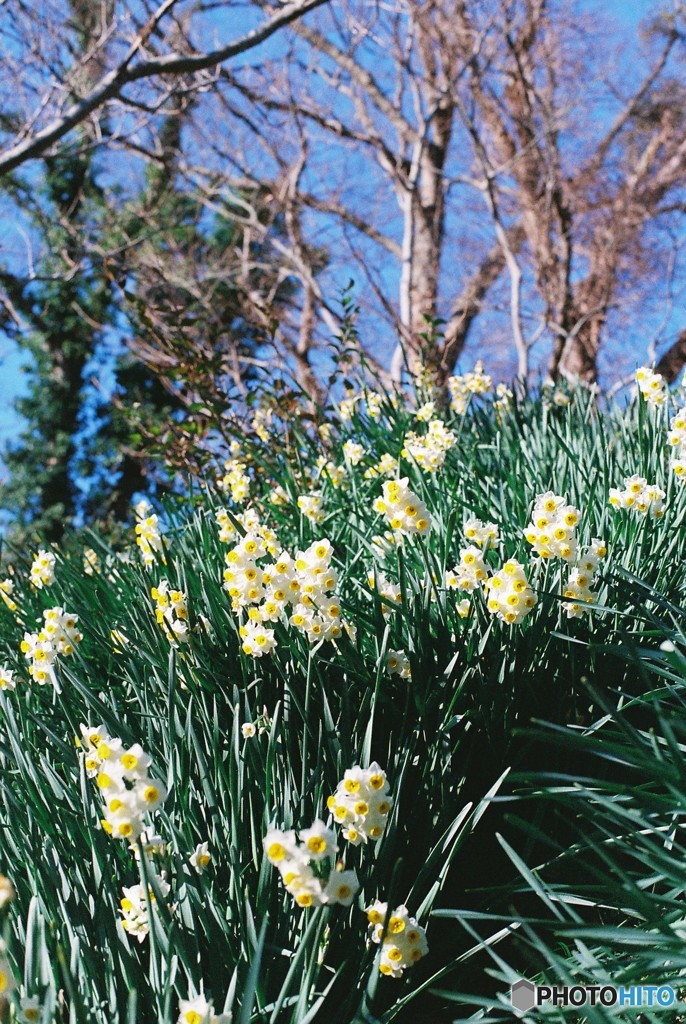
0 147 113 543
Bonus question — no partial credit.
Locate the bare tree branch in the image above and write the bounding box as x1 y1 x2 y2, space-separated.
0 0 330 176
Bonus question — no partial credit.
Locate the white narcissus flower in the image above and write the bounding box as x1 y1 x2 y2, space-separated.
298 819 337 861
18 995 42 1023
0 940 15 996
190 842 212 874
0 874 15 908
324 869 359 906
178 994 212 1024
241 722 257 739
385 649 411 680
178 994 232 1024
0 667 15 691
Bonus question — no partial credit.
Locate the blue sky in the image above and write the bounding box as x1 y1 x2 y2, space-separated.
0 342 28 482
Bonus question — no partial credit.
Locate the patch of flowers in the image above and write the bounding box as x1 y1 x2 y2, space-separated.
636 366 666 406
447 360 492 414
264 820 360 908
668 405 686 481
328 763 393 845
80 725 167 843
366 901 429 977
317 456 347 487
401 418 456 472
297 491 325 522
463 517 499 548
119 877 171 943
134 500 165 565
609 475 665 518
29 549 56 588
221 520 349 653
218 454 251 504
524 491 580 561
373 478 431 537
152 580 190 645
21 606 82 686
484 559 537 625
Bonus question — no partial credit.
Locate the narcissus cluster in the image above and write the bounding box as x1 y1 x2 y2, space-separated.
364 452 399 479
80 725 166 843
444 546 489 594
636 366 666 406
343 440 366 465
222 519 349 654
463 517 499 548
366 901 429 977
609 476 665 518
317 456 347 487
524 491 580 560
373 478 431 537
21 607 82 685
401 419 456 472
447 360 492 414
668 406 686 481
218 455 251 504
264 821 359 908
328 763 393 845
563 540 606 618
297 492 325 522
152 580 190 645
134 500 165 565
119 877 171 942
29 549 55 589
484 560 537 625
367 570 402 617
385 649 411 679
